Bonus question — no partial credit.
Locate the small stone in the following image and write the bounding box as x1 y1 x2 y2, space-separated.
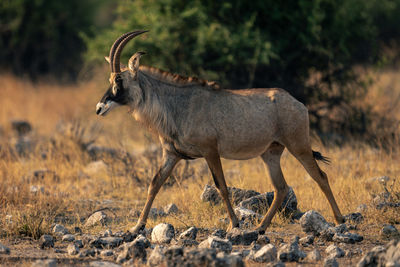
0 242 10 254
117 235 148 263
79 248 96 257
277 236 306 262
226 228 258 245
299 210 330 235
67 243 79 255
39 235 54 249
332 232 363 243
100 250 114 257
307 249 321 261
324 256 339 267
52 224 69 235
151 223 175 244
62 234 75 242
381 224 399 238
252 244 277 263
179 226 198 240
325 244 345 258
31 259 56 267
84 211 107 227
165 203 179 214
199 236 232 253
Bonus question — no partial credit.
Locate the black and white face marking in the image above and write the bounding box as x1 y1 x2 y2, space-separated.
96 75 129 116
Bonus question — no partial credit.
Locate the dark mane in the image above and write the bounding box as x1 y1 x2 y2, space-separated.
138 66 220 90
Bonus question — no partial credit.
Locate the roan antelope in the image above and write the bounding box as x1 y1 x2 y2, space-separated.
96 30 344 234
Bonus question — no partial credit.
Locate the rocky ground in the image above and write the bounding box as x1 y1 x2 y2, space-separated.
1 185 399 267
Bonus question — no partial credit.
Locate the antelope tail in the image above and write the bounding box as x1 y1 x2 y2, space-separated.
312 150 331 164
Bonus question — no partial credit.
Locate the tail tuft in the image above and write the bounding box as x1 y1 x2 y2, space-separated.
312 150 331 164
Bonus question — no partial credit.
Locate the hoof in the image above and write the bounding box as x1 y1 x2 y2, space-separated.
129 223 145 235
227 222 240 232
253 227 265 235
336 216 345 224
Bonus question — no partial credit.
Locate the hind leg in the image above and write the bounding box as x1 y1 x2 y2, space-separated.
255 142 289 233
287 145 344 224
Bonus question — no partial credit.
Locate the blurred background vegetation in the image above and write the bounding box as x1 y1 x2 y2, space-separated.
1 0 400 143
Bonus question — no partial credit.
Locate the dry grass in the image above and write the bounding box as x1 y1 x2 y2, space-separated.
0 68 399 241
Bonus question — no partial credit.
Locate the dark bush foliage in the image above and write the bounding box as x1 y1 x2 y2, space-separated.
0 0 98 81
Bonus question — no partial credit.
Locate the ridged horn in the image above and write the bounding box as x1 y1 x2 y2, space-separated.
112 30 148 73
109 32 136 72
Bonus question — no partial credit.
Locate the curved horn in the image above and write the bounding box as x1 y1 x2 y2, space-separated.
113 30 148 73
109 31 137 72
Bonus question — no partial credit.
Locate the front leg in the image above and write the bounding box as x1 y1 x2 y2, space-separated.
130 150 180 234
205 152 239 231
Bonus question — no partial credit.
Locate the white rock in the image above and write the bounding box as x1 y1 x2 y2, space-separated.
179 226 198 240
199 236 232 253
151 223 175 244
234 206 262 221
252 244 277 263
84 211 107 227
325 244 345 258
299 210 330 234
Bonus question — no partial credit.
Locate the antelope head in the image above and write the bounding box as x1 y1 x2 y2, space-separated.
96 30 148 116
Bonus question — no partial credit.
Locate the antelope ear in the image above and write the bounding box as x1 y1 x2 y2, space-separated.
128 51 146 78
105 56 111 63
